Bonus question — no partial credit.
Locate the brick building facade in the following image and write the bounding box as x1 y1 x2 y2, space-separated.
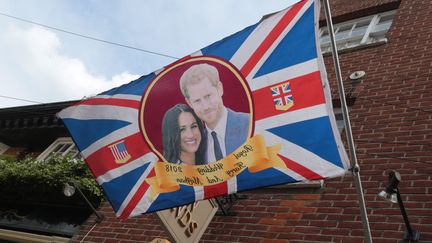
1 0 431 242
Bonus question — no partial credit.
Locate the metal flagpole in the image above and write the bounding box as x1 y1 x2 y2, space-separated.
322 0 373 242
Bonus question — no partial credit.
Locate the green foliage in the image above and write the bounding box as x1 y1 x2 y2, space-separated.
0 155 103 206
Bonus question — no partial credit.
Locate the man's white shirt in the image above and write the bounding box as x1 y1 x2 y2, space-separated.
206 107 228 163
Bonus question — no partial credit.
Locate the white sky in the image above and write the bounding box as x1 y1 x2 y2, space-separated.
0 0 298 108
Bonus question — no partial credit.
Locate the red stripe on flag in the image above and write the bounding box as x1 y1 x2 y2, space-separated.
76 98 140 109
252 71 325 121
280 155 323 180
119 181 150 219
240 0 307 77
204 182 228 199
119 169 156 219
85 132 151 178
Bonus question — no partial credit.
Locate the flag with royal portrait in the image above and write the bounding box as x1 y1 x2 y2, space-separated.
58 0 350 219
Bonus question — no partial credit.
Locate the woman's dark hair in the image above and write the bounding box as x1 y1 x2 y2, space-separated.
161 104 206 165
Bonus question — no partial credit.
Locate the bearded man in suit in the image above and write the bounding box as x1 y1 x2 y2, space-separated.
180 63 250 163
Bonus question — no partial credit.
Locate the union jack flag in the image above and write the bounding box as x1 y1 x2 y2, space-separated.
58 0 350 219
271 82 293 111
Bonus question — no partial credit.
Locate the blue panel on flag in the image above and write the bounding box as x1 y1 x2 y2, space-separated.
101 72 155 96
61 119 131 151
101 164 150 212
268 116 344 168
147 185 195 213
116 142 127 151
201 23 258 61
236 168 297 192
254 3 316 79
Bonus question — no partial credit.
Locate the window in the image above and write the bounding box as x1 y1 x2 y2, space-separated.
319 10 396 53
37 137 81 161
0 142 9 155
333 108 345 133
333 107 352 134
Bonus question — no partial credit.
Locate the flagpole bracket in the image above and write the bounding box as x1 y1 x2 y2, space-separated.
349 165 360 173
215 193 246 216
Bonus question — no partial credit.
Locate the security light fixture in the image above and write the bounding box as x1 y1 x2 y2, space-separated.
377 170 401 203
63 181 105 223
63 182 76 197
378 171 420 241
349 70 366 80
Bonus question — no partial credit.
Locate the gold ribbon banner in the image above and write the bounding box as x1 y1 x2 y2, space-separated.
146 135 287 198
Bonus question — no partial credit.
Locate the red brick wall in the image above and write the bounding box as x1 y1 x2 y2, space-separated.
72 0 432 242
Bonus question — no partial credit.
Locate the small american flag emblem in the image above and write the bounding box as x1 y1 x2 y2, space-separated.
108 141 131 164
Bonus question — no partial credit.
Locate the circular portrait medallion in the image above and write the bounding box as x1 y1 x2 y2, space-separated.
140 56 253 165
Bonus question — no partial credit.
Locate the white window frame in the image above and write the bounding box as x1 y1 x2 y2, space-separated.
37 137 81 161
319 10 396 53
0 142 9 155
